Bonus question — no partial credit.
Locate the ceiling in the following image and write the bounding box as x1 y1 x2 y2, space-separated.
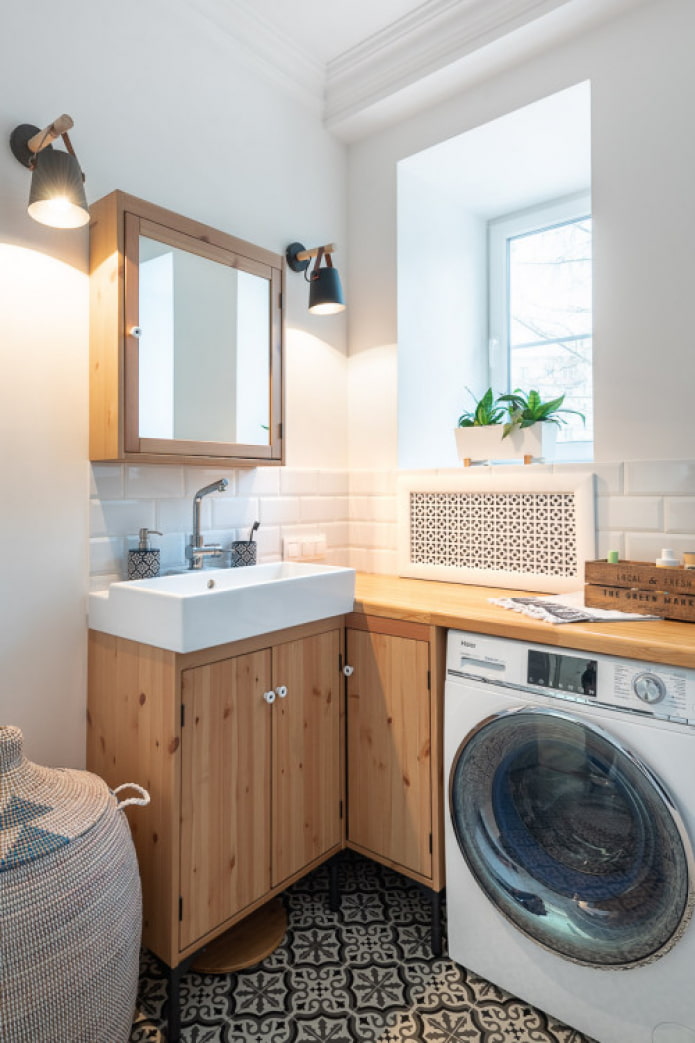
240 0 426 65
200 0 648 140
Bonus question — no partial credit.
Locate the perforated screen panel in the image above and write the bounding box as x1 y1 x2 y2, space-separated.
397 473 595 593
409 491 577 576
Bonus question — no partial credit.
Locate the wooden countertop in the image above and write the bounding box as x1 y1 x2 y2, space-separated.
353 573 695 669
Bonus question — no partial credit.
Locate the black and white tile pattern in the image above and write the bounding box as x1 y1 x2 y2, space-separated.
130 854 594 1043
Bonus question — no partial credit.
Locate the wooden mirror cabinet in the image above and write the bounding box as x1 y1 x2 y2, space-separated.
89 191 284 467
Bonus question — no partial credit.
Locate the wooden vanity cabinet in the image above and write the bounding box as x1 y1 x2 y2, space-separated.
87 618 344 969
344 614 445 894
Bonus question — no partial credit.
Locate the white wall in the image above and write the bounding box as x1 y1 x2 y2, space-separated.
347 0 695 468
398 171 488 469
0 0 347 767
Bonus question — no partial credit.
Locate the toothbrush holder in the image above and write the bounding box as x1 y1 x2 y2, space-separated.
230 540 257 567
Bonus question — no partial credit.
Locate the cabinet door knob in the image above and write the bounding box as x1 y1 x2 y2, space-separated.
263 690 276 704
343 664 354 677
275 685 288 699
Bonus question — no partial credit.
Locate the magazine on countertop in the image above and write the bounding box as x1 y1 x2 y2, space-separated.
489 590 660 624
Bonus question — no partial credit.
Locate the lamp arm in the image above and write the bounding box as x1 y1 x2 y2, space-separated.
26 114 74 155
293 242 337 262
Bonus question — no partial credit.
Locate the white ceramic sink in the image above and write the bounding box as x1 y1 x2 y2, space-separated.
89 562 356 653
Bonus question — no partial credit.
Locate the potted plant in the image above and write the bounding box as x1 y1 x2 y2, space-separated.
454 387 509 465
454 388 584 465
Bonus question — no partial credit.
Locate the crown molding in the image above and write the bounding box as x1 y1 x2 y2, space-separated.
189 0 325 114
324 0 572 131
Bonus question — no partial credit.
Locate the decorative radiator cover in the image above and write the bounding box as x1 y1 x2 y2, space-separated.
397 472 595 593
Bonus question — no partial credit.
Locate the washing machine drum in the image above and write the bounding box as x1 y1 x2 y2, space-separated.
449 707 693 968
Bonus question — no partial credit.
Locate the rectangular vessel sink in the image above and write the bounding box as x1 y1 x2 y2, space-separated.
89 562 356 652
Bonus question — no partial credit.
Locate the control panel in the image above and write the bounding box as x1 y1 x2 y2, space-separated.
446 629 695 724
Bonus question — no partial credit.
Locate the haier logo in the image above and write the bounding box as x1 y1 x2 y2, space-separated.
461 641 477 648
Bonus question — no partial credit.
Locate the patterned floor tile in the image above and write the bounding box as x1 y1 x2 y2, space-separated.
130 854 595 1043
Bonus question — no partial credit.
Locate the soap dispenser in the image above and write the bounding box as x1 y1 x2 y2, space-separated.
128 529 162 580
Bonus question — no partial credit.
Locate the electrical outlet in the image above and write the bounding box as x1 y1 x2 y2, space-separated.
283 534 327 562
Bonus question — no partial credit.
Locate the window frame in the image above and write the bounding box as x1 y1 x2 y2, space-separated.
488 191 593 461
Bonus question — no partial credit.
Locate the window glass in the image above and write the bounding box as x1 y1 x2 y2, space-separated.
508 217 592 445
488 195 593 458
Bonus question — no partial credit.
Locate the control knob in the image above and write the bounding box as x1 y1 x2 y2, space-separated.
632 672 666 705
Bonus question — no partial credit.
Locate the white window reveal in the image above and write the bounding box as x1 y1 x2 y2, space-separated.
489 193 593 461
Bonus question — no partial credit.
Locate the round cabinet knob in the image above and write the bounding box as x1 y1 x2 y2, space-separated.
129 326 143 338
633 672 666 705
343 664 354 677
275 685 288 699
263 690 276 704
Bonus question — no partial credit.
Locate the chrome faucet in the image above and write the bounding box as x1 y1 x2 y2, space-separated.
186 479 229 570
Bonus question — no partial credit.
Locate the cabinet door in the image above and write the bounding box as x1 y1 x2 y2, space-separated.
346 626 432 879
271 629 342 887
180 650 272 950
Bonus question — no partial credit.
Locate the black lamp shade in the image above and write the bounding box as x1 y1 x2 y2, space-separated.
27 149 89 228
308 265 345 315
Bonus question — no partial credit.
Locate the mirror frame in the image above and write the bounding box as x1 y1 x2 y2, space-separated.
89 191 284 466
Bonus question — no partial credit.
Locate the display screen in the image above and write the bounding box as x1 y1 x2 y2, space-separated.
527 650 597 697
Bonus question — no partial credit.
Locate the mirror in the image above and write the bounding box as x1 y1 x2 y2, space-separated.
88 191 284 465
138 235 271 445
122 206 283 464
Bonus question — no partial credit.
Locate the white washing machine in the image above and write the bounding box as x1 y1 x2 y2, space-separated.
444 629 695 1043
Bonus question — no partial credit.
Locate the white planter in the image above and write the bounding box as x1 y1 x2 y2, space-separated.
454 422 557 465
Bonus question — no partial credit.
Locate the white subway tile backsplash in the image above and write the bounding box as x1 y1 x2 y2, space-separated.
90 464 125 500
664 497 695 534
236 469 281 497
349 496 397 523
127 465 185 499
597 496 663 532
624 532 695 563
349 548 373 573
595 531 626 560
318 470 349 495
349 470 397 496
88 460 695 586
90 499 156 538
322 522 350 548
351 521 398 551
300 497 350 523
90 537 127 575
625 460 695 496
326 548 351 567
259 497 301 525
211 497 259 529
369 549 399 575
157 497 210 533
557 462 623 495
159 534 187 571
280 469 319 495
255 526 282 557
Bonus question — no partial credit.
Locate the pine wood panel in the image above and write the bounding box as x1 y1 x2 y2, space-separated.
346 627 432 881
353 573 695 669
88 192 123 460
271 629 343 887
179 651 272 951
87 632 179 964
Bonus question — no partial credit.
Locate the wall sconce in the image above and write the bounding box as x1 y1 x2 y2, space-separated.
10 114 89 229
285 242 345 315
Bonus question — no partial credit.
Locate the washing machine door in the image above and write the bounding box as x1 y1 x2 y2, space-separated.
449 706 694 968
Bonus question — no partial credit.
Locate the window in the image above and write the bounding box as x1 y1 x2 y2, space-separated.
489 194 593 458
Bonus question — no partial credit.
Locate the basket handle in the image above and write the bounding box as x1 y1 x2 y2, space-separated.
113 783 151 809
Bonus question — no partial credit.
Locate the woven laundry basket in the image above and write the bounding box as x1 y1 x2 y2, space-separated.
0 725 149 1043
